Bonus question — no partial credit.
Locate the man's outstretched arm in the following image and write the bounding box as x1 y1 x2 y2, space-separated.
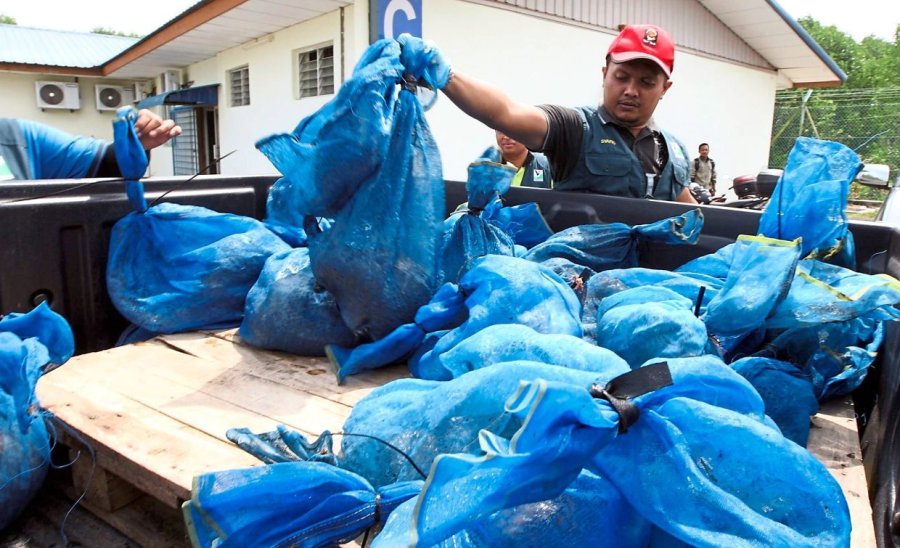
442 71 548 151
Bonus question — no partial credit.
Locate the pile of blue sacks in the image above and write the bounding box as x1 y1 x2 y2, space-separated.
0 303 74 529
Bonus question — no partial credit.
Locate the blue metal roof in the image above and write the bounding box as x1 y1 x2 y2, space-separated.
0 24 138 68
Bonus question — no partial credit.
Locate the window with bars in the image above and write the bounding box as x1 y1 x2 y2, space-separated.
298 44 334 98
229 65 250 107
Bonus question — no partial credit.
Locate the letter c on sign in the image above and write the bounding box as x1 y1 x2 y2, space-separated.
383 0 416 39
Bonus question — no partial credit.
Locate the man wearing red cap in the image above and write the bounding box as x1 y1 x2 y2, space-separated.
398 24 696 202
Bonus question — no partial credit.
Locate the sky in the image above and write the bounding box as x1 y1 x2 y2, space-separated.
0 0 896 42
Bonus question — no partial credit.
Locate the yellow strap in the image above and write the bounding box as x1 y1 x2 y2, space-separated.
511 166 524 187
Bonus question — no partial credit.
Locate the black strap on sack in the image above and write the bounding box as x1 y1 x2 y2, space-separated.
590 362 674 434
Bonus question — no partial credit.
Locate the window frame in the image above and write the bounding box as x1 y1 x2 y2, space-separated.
295 42 335 99
228 65 250 107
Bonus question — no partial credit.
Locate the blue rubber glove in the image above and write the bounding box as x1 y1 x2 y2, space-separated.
397 33 452 90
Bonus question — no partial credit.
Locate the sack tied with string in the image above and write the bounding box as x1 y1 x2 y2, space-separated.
106 108 289 333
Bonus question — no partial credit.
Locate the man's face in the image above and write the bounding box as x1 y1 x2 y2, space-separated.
699 145 710 159
601 60 672 127
495 131 526 159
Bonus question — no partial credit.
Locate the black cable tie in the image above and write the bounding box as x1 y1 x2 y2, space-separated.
694 286 707 317
373 492 382 526
590 362 674 434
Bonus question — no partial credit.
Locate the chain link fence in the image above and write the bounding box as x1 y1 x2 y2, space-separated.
770 87 900 200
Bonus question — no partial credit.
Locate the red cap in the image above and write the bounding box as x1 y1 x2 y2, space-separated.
607 24 675 77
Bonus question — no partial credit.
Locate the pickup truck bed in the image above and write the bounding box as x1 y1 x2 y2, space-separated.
1 176 898 546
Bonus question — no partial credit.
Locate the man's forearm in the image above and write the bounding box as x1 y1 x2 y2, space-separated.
442 71 548 150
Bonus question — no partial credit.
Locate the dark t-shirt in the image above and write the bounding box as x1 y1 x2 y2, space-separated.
538 105 668 183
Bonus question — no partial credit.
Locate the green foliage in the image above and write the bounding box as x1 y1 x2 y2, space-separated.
0 14 17 24
91 27 142 38
769 18 899 201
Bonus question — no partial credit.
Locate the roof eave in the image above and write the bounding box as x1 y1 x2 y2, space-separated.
99 0 249 76
0 62 104 77
766 0 848 83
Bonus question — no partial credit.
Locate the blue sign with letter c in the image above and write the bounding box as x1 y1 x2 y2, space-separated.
376 0 422 40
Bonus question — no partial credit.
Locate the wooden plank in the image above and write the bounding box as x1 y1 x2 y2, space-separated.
50 339 370 439
808 396 875 548
161 330 409 405
69 448 142 512
37 382 260 508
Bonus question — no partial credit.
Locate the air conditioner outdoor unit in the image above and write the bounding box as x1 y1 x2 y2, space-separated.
95 84 136 111
35 81 80 110
162 70 181 92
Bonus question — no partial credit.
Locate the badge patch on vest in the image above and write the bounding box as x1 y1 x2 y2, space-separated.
533 169 544 182
0 156 14 181
600 138 617 145
643 28 658 47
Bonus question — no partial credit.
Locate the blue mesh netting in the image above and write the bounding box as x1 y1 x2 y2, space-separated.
239 248 356 356
262 58 444 342
0 303 74 529
409 358 849 547
438 154 516 284
328 254 582 382
182 461 421 547
758 317 886 399
414 323 629 381
730 357 819 446
594 286 709 368
524 209 703 275
758 137 862 265
106 108 289 333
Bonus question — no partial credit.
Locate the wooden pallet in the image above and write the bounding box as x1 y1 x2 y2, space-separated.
33 330 875 546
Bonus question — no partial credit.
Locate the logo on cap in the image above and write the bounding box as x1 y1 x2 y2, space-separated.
643 28 658 47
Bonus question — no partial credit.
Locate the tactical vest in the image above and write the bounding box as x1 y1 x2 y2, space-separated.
0 118 30 180
554 106 690 200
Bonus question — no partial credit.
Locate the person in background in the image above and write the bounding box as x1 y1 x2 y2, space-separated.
0 109 181 181
397 23 696 203
495 129 552 189
690 142 716 194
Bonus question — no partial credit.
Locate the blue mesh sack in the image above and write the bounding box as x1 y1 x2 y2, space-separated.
374 471 668 547
439 156 516 284
759 317 886 399
256 40 404 223
418 323 629 381
766 260 900 329
582 268 723 344
303 82 444 343
0 303 74 529
758 137 862 265
182 461 421 548
594 286 710 368
239 247 356 356
523 209 703 274
731 357 819 446
328 255 582 382
410 357 849 547
481 197 553 249
107 109 289 334
673 235 803 356
340 362 613 488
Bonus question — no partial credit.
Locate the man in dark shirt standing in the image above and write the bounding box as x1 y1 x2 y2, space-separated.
400 24 696 203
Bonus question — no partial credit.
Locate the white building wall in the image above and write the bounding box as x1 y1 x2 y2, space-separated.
0 73 131 141
0 72 175 177
185 8 352 176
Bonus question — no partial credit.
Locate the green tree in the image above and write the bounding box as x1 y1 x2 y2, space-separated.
0 14 17 24
770 18 899 201
91 27 142 38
